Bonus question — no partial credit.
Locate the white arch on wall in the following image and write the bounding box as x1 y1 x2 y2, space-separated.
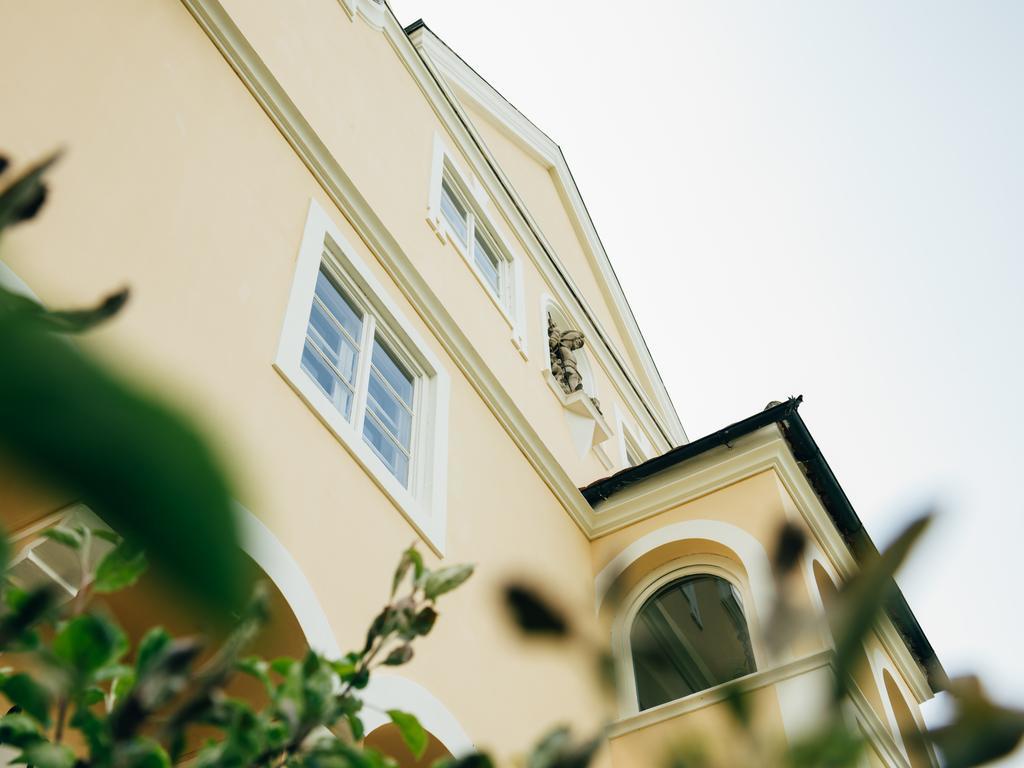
869 647 930 765
236 505 475 756
594 519 777 626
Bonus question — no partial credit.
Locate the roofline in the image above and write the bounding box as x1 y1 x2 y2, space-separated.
582 397 946 694
403 19 687 446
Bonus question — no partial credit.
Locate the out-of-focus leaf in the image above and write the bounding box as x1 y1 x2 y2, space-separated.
392 546 424 597
722 682 751 726
928 677 1024 768
40 527 82 550
0 713 43 748
0 673 51 725
411 606 437 636
0 314 246 616
503 584 569 637
0 586 58 650
831 515 930 699
527 726 599 768
17 742 75 768
785 721 864 768
0 152 58 231
0 287 129 334
114 737 171 768
387 709 428 759
383 644 413 666
93 541 147 593
53 614 126 677
423 564 474 601
135 627 171 676
773 522 807 575
434 753 495 768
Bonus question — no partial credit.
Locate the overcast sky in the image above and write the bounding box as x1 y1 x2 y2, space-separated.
387 0 1024 760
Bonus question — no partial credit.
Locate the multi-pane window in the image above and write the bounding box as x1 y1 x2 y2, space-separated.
301 266 417 487
439 173 510 310
630 574 756 710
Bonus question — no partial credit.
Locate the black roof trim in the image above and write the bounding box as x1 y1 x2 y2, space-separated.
581 397 946 693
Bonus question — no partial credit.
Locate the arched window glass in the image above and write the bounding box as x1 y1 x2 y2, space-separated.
630 574 756 710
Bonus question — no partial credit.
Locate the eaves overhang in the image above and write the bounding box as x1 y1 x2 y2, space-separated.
581 396 947 695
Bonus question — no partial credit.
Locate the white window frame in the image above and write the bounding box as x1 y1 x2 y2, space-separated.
427 135 528 357
613 405 654 470
276 200 451 554
611 556 764 718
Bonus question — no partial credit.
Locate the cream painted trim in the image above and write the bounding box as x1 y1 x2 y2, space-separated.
595 518 777 647
178 0 605 538
408 28 687 447
589 425 934 703
275 200 451 555
238 504 475 757
607 650 833 739
611 555 765 717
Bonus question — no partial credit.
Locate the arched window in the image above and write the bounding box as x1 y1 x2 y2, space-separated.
630 574 756 710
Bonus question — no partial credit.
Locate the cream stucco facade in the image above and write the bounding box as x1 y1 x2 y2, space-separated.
0 2 941 766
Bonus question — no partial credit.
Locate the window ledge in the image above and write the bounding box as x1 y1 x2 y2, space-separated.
607 651 833 739
544 371 612 444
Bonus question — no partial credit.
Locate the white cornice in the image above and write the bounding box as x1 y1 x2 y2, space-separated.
589 425 934 703
179 0 599 534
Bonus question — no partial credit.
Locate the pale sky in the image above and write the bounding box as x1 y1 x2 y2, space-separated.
387 0 1024 761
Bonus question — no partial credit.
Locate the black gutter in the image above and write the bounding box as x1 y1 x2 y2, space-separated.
581 397 947 694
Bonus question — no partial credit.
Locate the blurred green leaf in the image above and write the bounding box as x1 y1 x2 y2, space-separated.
0 713 43 748
423 564 474 601
0 586 58 650
928 677 1024 768
383 644 413 666
93 541 147 593
527 726 599 768
435 753 495 768
41 527 82 550
392 546 424 597
53 614 126 677
0 287 129 334
0 152 58 231
831 515 930 699
503 584 569 637
16 742 74 768
773 522 807 576
0 673 52 726
115 737 171 768
387 709 428 759
0 313 245 616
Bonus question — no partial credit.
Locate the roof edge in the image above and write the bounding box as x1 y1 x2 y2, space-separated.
582 397 946 694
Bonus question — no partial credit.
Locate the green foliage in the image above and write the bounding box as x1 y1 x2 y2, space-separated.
387 710 427 759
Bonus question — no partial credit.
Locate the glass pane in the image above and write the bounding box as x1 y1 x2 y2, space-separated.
440 179 468 246
301 341 355 419
308 302 358 384
473 231 501 295
314 268 362 343
367 369 413 448
371 340 414 407
630 575 756 711
363 414 410 487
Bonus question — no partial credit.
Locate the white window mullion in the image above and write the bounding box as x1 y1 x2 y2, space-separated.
351 315 377 431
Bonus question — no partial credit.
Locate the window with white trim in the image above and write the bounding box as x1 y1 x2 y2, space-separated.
630 573 756 710
277 201 450 553
438 171 513 313
302 266 417 486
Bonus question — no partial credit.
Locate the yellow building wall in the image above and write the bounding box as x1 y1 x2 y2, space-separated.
0 0 609 758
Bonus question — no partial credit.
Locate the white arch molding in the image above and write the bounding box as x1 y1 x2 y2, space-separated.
235 505 475 756
594 519 777 625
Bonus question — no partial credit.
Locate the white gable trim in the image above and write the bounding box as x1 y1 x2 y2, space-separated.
409 27 687 446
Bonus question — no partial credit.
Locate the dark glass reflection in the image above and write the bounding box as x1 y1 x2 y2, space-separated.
630 574 756 710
